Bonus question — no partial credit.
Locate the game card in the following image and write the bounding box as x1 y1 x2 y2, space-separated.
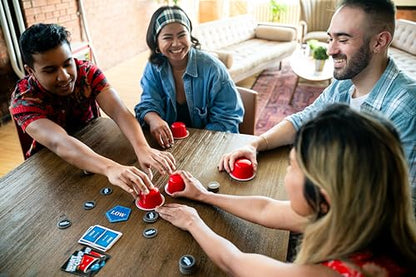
78 225 122 252
61 246 110 276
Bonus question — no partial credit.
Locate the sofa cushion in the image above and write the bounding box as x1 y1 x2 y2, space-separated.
195 15 257 50
388 47 416 80
222 39 296 80
255 25 296 41
206 50 234 69
392 19 416 55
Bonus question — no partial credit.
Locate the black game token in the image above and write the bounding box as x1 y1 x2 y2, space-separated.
179 254 196 275
83 201 96 210
100 187 112 195
57 218 72 229
207 181 220 193
142 227 158 239
143 211 159 223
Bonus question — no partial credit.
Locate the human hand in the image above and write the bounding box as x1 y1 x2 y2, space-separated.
136 146 176 178
156 203 201 231
218 145 258 173
168 170 208 201
106 163 154 198
148 116 174 149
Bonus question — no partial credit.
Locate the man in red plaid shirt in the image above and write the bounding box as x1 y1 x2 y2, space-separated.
10 23 175 198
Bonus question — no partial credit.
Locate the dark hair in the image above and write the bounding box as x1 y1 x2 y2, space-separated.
146 6 200 66
339 0 396 37
19 23 71 68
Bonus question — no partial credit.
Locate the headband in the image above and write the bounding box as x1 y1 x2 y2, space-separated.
154 9 191 40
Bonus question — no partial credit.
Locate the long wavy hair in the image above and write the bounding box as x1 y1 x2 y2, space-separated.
146 5 200 66
293 104 416 270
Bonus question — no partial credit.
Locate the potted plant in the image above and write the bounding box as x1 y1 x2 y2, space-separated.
306 39 318 56
270 0 287 22
312 45 328 72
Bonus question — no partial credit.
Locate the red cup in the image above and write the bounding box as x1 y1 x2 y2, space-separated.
167 173 185 194
231 158 254 180
137 188 164 209
171 122 188 138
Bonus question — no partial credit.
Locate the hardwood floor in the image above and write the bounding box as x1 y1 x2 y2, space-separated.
0 50 255 177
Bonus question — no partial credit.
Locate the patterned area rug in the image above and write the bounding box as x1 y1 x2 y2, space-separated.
252 60 327 135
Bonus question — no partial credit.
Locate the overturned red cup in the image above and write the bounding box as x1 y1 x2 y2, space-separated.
171 122 188 139
231 158 254 180
166 173 185 194
137 188 164 210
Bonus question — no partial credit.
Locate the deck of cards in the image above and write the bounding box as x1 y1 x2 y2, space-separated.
78 225 122 252
61 246 110 276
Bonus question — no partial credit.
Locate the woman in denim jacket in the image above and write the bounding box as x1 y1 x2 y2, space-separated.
135 6 244 149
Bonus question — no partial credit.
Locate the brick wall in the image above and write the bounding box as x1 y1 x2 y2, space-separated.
22 0 81 42
19 0 159 70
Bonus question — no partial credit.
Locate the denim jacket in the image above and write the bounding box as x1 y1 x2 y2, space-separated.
135 48 244 133
287 58 416 199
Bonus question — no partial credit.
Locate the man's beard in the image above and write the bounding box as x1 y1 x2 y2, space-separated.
333 41 372 80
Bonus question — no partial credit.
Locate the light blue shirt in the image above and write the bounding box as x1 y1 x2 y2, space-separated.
135 48 244 133
287 58 416 200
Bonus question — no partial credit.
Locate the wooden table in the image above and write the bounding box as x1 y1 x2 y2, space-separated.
0 118 290 276
289 46 333 104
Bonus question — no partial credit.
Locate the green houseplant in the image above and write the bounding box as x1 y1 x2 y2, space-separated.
312 45 328 72
270 0 287 22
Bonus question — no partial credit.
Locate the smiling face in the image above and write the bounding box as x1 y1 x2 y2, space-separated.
157 22 191 66
284 149 313 217
327 6 373 80
25 42 77 96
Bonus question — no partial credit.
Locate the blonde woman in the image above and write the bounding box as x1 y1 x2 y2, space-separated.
156 104 416 276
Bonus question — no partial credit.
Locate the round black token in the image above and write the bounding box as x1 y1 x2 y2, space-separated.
57 218 72 229
143 211 159 223
207 181 220 193
179 254 196 275
83 201 96 210
100 187 112 195
142 227 158 239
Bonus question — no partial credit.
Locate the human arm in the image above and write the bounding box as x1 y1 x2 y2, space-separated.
169 171 307 232
97 87 175 177
218 119 296 173
156 204 335 277
204 80 244 133
25 118 152 197
134 63 174 148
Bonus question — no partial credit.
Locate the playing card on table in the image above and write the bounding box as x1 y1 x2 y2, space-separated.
78 225 122 252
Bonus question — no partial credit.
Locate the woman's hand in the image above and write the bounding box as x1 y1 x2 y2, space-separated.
156 203 201 231
218 145 258 173
146 113 174 149
168 170 208 201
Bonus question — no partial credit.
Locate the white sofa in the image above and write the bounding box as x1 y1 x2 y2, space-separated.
389 19 416 80
194 15 298 83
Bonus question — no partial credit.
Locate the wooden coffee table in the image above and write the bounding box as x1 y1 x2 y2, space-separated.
289 46 333 104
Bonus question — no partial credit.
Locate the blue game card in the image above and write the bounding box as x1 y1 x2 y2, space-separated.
80 225 106 243
78 225 122 252
95 230 119 248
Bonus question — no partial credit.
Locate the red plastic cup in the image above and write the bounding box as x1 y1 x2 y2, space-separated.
166 173 185 194
137 188 164 209
171 122 188 139
231 158 254 180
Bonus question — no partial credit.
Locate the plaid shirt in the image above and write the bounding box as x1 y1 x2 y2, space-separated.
287 57 416 202
9 59 109 157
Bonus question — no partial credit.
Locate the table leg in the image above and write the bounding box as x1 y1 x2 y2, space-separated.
288 76 299 105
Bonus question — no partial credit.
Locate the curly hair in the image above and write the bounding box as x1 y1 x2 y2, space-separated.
19 23 71 68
